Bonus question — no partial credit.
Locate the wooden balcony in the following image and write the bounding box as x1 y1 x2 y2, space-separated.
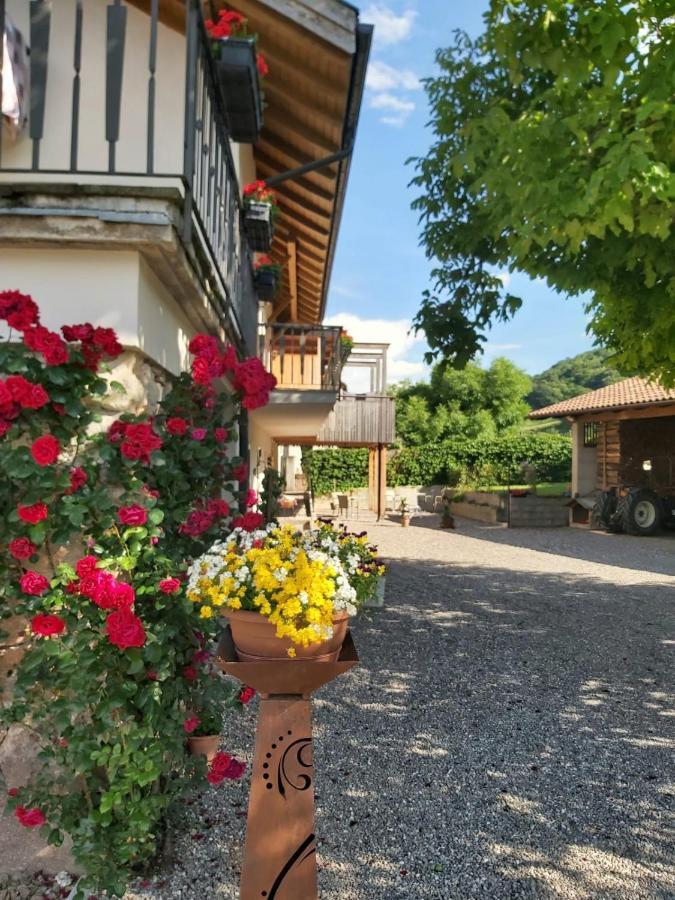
260 324 344 392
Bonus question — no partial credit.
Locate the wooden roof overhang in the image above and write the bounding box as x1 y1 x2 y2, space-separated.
127 0 371 325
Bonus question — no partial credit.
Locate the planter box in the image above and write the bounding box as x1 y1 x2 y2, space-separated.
244 202 274 251
364 575 386 608
215 38 263 143
254 268 279 301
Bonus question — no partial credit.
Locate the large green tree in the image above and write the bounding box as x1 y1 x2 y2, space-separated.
393 357 531 445
411 0 675 382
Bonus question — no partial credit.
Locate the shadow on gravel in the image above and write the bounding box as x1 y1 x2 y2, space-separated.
312 556 675 899
409 514 675 578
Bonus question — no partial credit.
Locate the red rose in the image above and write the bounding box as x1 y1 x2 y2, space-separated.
0 290 40 331
119 423 162 463
30 435 60 466
214 427 228 443
52 403 66 416
239 686 256 705
0 420 11 437
7 788 19 797
61 323 94 342
107 420 127 444
106 607 146 649
81 571 135 610
182 665 198 682
31 613 65 636
159 577 181 595
233 511 264 532
232 463 248 483
9 537 37 560
15 806 46 828
17 502 48 524
183 716 200 734
5 375 49 410
23 325 69 366
207 498 230 518
65 466 87 495
76 555 98 577
245 489 258 508
166 417 188 436
147 670 158 681
91 326 123 358
192 649 210 664
207 751 246 784
190 428 207 441
21 572 50 596
188 334 219 356
117 505 148 526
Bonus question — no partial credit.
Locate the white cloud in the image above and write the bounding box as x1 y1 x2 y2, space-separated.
495 271 511 288
483 342 523 359
368 91 415 126
362 4 417 45
366 59 420 92
324 312 427 393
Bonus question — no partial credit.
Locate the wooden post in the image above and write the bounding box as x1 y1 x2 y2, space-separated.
377 444 387 521
368 447 376 513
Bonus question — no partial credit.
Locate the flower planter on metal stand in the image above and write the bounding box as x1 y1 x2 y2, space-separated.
216 625 358 900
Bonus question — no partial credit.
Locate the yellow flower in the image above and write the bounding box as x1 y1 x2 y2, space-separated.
199 605 213 619
287 647 296 658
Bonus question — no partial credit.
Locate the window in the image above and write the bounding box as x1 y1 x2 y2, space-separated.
583 422 598 448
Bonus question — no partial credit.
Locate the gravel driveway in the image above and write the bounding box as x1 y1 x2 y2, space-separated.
127 516 674 900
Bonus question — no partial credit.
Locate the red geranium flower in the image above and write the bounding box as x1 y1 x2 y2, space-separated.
159 577 181 595
8 537 37 560
166 417 188 436
117 505 148 526
183 716 200 734
21 572 50 596
17 502 48 524
30 435 60 466
106 607 146 649
256 53 269 78
31 613 65 636
14 806 46 828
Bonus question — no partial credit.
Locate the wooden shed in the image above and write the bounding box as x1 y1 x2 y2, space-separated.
530 377 675 498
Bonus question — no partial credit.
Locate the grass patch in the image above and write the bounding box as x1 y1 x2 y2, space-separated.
475 482 569 497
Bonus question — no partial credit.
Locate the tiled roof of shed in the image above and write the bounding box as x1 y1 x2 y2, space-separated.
528 377 675 419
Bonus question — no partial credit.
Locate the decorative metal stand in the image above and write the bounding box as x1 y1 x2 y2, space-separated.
217 627 358 899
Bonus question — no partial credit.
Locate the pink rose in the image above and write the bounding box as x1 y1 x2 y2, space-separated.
159 577 181 595
190 428 207 441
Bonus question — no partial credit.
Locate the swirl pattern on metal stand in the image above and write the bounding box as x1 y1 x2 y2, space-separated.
276 737 312 797
261 832 316 898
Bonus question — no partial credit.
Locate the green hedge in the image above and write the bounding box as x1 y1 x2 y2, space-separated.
302 447 369 497
389 433 571 486
305 434 571 495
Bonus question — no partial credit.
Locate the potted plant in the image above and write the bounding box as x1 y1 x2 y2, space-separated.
339 331 354 364
186 667 254 763
399 498 410 527
242 180 279 252
205 10 269 143
186 523 378 660
314 521 386 609
253 254 281 300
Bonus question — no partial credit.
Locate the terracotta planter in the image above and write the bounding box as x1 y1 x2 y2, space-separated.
226 609 349 662
187 735 221 764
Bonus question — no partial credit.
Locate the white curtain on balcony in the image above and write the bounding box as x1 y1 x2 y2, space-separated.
2 16 28 141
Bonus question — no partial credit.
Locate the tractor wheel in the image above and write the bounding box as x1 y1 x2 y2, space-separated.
592 490 619 531
617 489 662 536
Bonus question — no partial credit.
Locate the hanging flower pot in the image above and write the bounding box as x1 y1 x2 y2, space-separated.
205 12 269 144
253 255 281 300
242 181 279 252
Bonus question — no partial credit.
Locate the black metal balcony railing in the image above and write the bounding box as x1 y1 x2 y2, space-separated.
0 0 257 356
260 324 345 392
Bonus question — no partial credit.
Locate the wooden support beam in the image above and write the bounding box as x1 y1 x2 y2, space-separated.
287 239 298 322
377 444 387 521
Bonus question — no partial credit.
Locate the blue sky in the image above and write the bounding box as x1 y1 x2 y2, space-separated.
325 0 595 390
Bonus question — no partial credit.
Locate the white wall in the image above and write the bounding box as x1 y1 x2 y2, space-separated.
0 248 195 375
4 0 185 176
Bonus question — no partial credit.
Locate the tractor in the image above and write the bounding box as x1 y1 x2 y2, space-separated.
593 455 675 536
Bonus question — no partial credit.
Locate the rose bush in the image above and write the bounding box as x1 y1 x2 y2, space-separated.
0 292 274 897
